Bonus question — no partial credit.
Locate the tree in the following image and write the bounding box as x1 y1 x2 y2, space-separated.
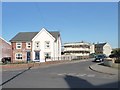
110 48 120 63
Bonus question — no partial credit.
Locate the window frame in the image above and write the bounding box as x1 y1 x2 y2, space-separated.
26 42 31 49
45 41 50 49
45 52 51 59
15 53 22 60
35 41 40 49
16 42 22 49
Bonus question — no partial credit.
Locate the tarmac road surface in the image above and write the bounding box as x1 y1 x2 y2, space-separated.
1 59 119 88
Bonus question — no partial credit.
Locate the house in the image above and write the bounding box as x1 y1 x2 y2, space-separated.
10 28 61 63
90 43 95 54
0 37 12 61
63 41 94 57
95 42 112 56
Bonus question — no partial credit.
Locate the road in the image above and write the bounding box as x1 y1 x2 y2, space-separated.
1 59 119 88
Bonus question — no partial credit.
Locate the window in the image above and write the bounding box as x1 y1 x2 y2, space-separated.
26 42 31 49
45 53 51 59
16 53 22 60
45 41 50 49
35 41 40 49
16 43 22 49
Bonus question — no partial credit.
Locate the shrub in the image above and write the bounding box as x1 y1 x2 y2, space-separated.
115 59 120 63
109 48 120 63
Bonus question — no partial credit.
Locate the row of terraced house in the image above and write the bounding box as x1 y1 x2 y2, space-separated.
0 28 112 63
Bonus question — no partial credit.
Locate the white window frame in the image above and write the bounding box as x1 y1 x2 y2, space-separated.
16 42 22 49
15 53 22 60
26 42 31 49
35 41 40 49
45 41 50 49
44 52 51 59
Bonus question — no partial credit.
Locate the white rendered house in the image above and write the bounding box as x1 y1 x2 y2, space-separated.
32 28 61 62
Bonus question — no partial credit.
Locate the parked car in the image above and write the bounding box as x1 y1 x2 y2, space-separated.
93 54 107 62
1 57 11 64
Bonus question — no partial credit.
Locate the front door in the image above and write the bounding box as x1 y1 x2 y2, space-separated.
35 51 40 60
27 52 31 61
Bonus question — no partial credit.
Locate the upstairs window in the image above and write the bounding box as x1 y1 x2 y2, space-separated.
35 41 40 49
26 42 31 49
16 43 22 49
45 41 50 49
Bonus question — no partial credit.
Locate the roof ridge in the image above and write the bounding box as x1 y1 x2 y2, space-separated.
18 31 58 33
10 30 60 42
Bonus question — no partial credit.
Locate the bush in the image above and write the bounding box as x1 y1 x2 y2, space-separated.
109 54 116 58
109 48 120 63
115 59 120 63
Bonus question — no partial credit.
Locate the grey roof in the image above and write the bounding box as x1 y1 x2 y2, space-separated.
95 43 107 47
49 31 60 40
10 31 60 42
10 32 38 42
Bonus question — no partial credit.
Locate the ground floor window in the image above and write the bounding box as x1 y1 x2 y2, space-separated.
35 51 40 60
45 52 51 59
16 53 22 60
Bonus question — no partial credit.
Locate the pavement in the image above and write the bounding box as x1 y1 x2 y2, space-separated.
89 62 119 75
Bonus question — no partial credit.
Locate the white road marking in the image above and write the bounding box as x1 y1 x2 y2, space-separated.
87 74 95 77
57 73 87 77
77 74 87 76
58 73 67 76
56 72 115 79
67 73 76 76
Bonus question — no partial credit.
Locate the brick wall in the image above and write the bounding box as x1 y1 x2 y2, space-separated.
12 42 32 62
0 38 12 61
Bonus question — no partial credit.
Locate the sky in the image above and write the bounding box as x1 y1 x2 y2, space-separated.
2 2 118 48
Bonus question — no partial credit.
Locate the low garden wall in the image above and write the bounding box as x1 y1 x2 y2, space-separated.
103 58 120 69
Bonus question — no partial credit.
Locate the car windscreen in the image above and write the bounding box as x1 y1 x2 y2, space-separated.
96 55 104 58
